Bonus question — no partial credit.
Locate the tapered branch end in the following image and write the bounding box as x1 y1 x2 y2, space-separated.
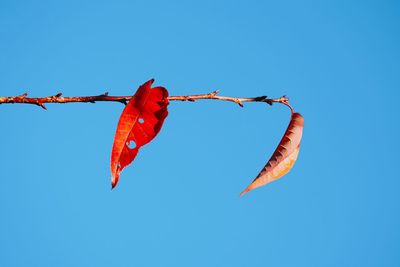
210 90 219 97
119 99 128 105
37 102 47 110
234 99 244 107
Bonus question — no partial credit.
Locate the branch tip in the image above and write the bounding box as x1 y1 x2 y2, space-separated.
36 102 47 110
235 99 244 107
210 90 219 96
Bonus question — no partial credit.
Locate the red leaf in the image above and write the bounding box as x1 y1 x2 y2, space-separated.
240 112 304 196
110 79 169 188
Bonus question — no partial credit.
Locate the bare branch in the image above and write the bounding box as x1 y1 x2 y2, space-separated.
0 91 294 111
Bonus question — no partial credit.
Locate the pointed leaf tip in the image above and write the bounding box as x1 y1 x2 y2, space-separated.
239 188 249 197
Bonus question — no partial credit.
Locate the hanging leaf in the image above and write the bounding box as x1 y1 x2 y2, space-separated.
240 112 304 196
110 79 169 188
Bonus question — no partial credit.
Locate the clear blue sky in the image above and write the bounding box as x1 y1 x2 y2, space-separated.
0 0 399 266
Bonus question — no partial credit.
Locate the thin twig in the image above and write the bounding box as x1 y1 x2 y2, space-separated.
0 90 294 111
